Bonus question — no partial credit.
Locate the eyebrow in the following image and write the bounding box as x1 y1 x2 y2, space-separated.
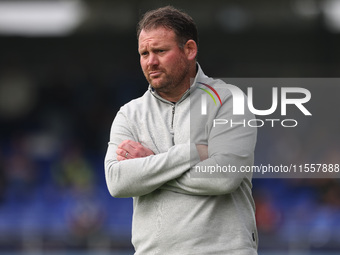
138 42 171 52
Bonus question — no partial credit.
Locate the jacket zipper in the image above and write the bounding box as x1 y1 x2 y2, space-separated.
149 87 191 130
171 105 175 129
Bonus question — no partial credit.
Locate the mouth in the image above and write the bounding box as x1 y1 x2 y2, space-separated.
149 71 162 78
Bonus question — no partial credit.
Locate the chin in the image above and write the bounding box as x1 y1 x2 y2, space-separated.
151 84 164 90
150 80 164 88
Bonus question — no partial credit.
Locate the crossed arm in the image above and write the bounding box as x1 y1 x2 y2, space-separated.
116 140 208 162
114 140 246 197
114 137 253 197
104 97 256 198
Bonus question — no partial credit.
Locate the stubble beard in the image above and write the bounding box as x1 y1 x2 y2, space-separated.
148 60 190 95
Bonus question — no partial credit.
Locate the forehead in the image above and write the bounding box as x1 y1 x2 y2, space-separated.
138 27 177 49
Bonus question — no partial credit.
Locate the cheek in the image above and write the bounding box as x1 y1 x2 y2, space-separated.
163 53 182 69
168 55 187 72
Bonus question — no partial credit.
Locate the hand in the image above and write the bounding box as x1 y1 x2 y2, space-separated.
116 140 154 161
196 144 208 161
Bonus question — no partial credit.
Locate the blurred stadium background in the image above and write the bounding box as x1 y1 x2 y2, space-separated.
0 0 339 254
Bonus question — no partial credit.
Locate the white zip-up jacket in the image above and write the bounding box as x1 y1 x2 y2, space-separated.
105 64 258 255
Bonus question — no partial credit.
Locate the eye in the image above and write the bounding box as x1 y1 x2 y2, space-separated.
140 51 148 56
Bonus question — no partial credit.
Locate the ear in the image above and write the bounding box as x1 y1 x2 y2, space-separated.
184 40 197 61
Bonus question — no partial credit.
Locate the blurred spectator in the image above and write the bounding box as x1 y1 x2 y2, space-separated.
52 143 95 194
254 189 282 234
4 135 37 203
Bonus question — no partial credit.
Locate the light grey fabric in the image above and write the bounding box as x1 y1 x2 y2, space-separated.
105 64 258 254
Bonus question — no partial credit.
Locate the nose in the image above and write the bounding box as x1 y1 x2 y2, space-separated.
147 53 159 67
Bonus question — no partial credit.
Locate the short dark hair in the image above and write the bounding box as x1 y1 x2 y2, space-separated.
137 6 199 49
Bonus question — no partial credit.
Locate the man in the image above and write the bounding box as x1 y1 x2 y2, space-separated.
105 6 258 255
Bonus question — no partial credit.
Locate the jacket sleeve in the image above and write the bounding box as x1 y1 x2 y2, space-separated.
104 110 201 198
160 92 257 196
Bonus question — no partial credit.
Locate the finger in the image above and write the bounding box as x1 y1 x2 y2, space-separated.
117 140 154 158
118 141 136 154
116 148 126 157
117 155 126 161
134 143 154 157
118 140 141 150
116 148 132 160
118 141 143 158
